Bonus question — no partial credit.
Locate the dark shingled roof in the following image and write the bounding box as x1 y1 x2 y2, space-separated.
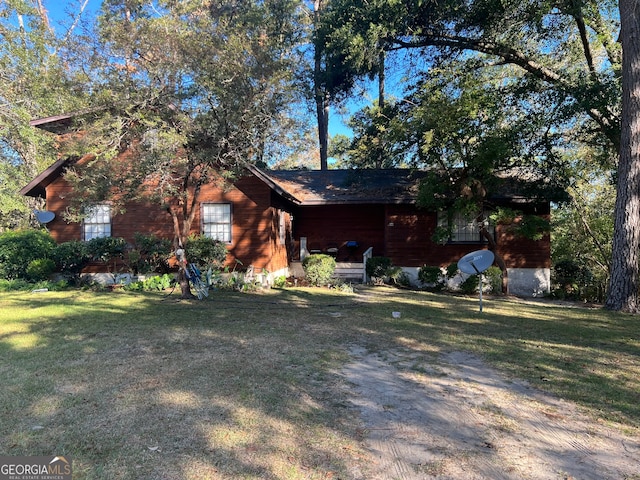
249 166 557 206
250 167 428 205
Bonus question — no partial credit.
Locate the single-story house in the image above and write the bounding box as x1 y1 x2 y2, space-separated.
21 115 552 296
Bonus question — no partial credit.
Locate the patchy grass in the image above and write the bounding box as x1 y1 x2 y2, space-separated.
0 286 638 479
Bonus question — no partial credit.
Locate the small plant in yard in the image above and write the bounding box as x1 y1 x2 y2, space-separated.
0 278 68 291
273 275 288 288
126 233 173 274
51 240 91 283
124 273 174 291
184 234 227 269
460 274 479 294
366 256 402 285
418 265 446 291
25 258 56 282
484 266 503 293
85 237 128 274
302 253 336 286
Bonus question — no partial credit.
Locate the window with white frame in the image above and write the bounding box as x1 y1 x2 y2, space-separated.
202 203 232 242
437 210 494 243
83 204 112 240
278 210 287 245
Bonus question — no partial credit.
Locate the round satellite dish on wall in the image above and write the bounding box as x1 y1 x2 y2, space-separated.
34 210 55 224
458 249 495 275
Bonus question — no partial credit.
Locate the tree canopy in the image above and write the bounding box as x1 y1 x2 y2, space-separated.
0 0 87 231
5 0 640 310
62 0 306 241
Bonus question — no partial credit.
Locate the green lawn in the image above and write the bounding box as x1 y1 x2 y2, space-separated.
1 286 638 479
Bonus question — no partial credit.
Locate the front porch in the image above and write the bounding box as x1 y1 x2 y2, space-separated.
290 246 373 284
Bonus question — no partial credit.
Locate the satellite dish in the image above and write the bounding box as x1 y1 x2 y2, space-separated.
457 249 495 313
458 249 495 275
34 210 55 224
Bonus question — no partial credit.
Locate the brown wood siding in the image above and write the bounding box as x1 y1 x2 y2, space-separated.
384 205 433 265
384 205 550 269
44 174 288 273
291 204 386 261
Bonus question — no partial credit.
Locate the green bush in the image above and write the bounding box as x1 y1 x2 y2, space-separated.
185 235 228 269
485 266 503 294
124 273 174 291
366 256 403 285
0 278 68 292
366 256 393 280
86 237 127 264
52 241 91 278
302 254 336 286
460 274 479 294
446 262 459 278
418 265 445 290
128 233 172 274
273 275 288 288
26 258 56 282
0 229 56 280
552 259 593 299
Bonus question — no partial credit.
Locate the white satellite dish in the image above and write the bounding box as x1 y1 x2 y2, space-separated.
458 249 495 275
34 210 55 224
457 249 495 312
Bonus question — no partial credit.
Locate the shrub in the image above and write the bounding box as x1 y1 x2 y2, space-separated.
418 265 445 290
302 254 336 286
26 258 56 282
185 235 228 269
125 273 174 291
0 229 56 280
460 274 479 294
366 256 403 285
52 241 91 278
0 278 68 292
86 237 127 264
273 275 288 288
446 262 459 278
128 233 172 274
485 266 503 294
366 256 393 281
552 259 594 300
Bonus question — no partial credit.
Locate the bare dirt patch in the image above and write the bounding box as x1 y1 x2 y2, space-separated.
342 346 640 479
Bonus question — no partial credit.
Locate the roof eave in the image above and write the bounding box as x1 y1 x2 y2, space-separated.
246 164 303 205
19 156 72 198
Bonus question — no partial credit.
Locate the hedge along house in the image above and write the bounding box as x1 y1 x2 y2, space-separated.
22 114 552 296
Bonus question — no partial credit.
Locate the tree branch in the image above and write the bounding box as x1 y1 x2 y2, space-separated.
390 33 620 149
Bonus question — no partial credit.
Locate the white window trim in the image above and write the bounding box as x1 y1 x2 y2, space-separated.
83 204 112 241
202 203 232 243
278 209 287 245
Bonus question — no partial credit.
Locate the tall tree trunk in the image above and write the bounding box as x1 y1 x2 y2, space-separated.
314 0 329 170
605 0 640 312
169 208 195 299
378 49 385 110
376 49 386 169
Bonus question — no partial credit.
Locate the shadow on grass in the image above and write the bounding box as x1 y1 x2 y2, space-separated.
0 290 366 478
0 287 638 479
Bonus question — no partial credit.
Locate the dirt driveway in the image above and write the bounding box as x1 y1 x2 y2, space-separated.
342 345 640 479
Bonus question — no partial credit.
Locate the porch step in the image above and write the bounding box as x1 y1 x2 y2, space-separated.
334 262 365 282
290 261 366 283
